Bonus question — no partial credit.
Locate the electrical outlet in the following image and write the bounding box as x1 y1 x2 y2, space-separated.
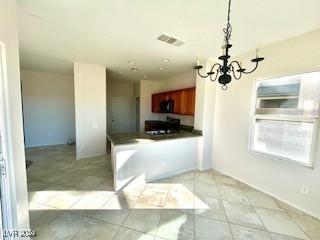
301 185 309 194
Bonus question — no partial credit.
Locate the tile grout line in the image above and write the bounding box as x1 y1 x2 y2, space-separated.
213 173 235 240
70 216 92 240
286 212 313 240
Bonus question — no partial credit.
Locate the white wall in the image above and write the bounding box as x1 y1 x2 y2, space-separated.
139 70 196 129
212 30 320 218
194 60 216 170
107 80 136 132
139 80 160 130
74 62 107 159
21 70 75 147
0 0 29 230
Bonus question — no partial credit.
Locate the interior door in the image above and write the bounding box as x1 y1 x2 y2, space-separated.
111 97 131 133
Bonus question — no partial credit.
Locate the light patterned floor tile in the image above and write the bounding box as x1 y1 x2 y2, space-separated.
218 185 250 205
75 175 106 190
46 190 83 209
289 213 320 240
93 209 130 225
195 215 233 240
231 224 271 240
136 187 168 208
255 208 309 239
124 209 162 235
164 190 194 209
114 227 155 240
72 218 119 240
71 192 111 210
245 190 283 210
223 201 265 229
156 210 194 240
194 195 227 221
101 194 137 209
37 213 90 240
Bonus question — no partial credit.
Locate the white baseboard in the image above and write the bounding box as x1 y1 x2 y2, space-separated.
76 152 107 160
213 167 320 220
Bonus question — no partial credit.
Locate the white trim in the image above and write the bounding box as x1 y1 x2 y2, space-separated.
213 167 320 220
249 71 320 168
75 152 106 160
0 42 14 235
254 114 318 122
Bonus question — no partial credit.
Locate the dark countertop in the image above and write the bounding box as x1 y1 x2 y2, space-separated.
107 130 202 146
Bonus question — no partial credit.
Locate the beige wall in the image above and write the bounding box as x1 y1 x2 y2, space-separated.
107 80 136 132
0 0 29 230
212 30 320 218
139 80 160 130
21 70 75 147
74 62 107 159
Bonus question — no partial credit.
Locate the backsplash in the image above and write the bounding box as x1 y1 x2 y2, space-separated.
157 113 194 127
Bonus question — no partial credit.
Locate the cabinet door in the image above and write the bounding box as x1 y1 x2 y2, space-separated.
152 94 161 112
171 91 183 114
181 88 195 115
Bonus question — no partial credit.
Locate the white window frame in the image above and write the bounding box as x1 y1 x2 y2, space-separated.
249 71 320 168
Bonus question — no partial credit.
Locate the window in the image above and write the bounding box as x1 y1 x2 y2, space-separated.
250 71 320 167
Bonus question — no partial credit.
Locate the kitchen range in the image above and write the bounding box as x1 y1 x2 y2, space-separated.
145 117 181 136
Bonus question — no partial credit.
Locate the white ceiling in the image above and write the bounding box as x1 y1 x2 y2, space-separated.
17 0 320 81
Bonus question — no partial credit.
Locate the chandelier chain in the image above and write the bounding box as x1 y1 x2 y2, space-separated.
223 0 232 44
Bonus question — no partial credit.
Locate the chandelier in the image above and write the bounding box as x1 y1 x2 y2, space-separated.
194 0 264 90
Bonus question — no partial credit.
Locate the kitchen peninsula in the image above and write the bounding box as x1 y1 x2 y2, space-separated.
108 129 202 191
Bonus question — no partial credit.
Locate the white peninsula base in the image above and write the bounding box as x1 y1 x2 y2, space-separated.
109 135 202 191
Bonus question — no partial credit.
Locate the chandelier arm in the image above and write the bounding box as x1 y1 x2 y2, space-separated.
228 60 241 69
197 69 209 78
243 61 259 74
230 65 241 80
228 61 242 80
210 67 220 81
210 63 222 72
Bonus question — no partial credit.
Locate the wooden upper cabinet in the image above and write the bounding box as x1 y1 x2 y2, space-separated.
171 91 183 114
152 94 161 113
181 88 196 115
151 87 196 115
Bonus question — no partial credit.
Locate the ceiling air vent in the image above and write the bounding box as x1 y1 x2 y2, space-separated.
157 34 185 47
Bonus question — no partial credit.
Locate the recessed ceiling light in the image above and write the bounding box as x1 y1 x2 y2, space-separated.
162 59 170 63
128 60 135 65
159 67 164 71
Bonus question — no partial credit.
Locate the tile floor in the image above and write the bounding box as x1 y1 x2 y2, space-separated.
26 145 320 240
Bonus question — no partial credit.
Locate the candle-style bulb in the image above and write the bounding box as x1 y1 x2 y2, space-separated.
256 48 260 58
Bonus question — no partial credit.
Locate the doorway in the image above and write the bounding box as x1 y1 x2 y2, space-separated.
135 97 140 132
111 97 131 133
